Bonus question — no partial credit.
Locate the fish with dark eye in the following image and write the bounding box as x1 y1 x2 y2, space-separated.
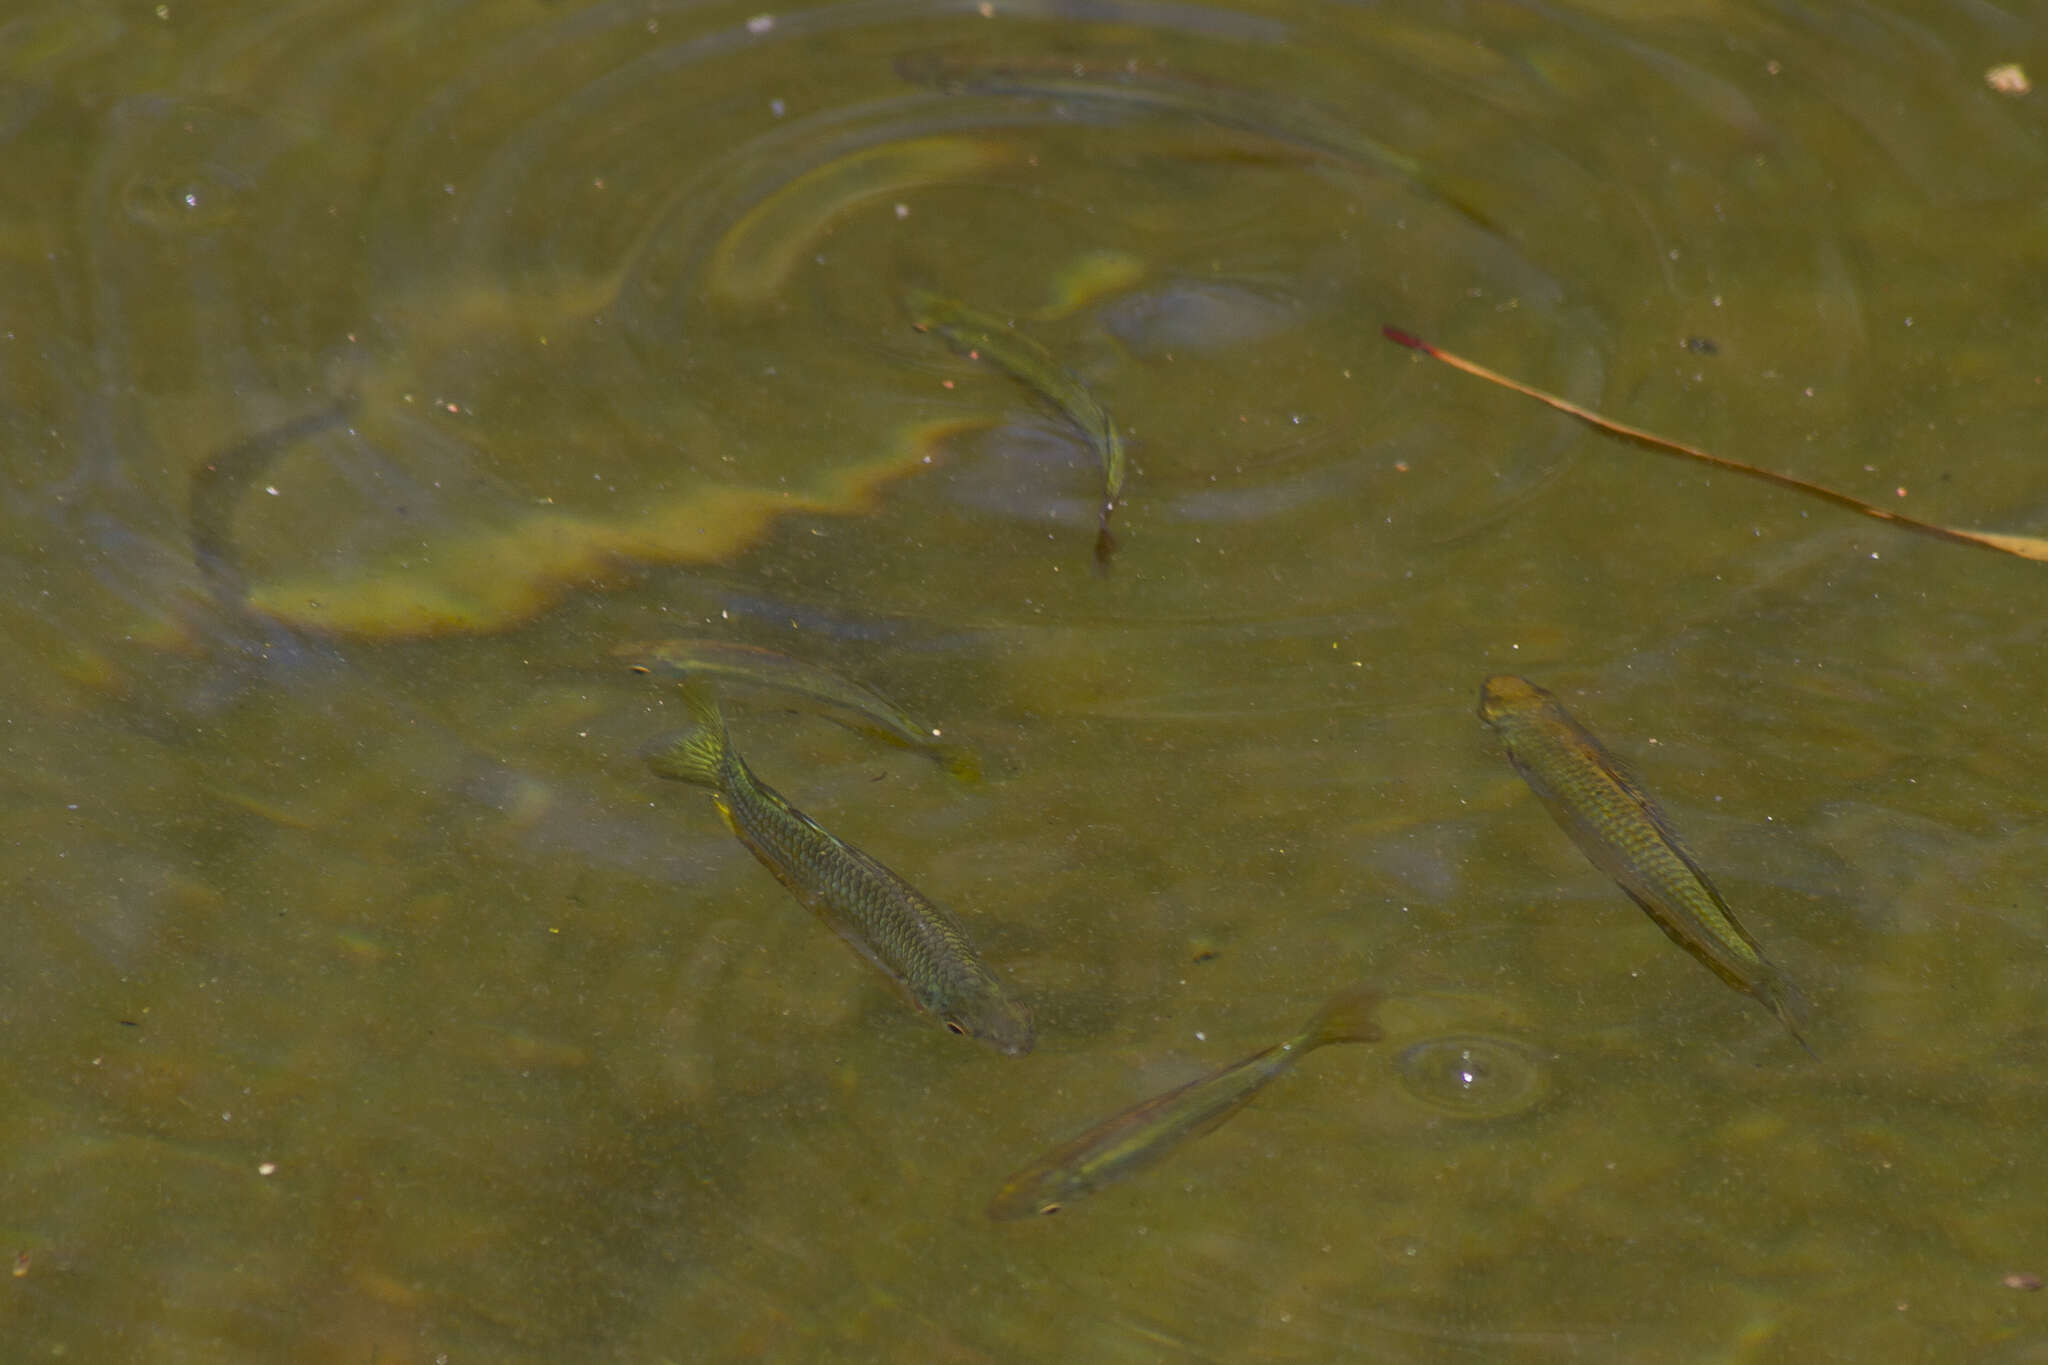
988 985 1380 1218
906 286 1126 567
620 637 982 783
1477 674 1809 1048
650 681 1032 1055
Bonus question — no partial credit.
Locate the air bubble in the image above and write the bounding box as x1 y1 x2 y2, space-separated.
1396 1033 1552 1119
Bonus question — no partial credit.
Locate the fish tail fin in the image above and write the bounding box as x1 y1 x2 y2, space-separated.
1299 984 1384 1051
1092 513 1118 574
1760 971 1814 1055
647 680 730 789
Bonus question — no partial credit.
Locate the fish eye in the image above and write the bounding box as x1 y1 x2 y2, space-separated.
1038 1203 1062 1216
944 1020 967 1036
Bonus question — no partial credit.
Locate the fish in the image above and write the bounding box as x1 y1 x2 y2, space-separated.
189 397 360 610
906 285 1127 567
987 985 1380 1218
894 49 1505 236
650 681 1032 1055
1477 674 1809 1047
620 637 982 783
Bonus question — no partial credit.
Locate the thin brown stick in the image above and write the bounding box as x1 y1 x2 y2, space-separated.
1383 326 2048 563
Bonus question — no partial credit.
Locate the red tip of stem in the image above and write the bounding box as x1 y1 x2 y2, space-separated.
1381 325 1426 351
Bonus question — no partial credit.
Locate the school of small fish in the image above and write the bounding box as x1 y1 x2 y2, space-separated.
590 277 1848 1217
585 270 1841 1217
191 278 1832 1220
632 632 1813 1218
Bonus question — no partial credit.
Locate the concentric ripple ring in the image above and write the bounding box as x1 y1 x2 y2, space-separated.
1395 1033 1552 1120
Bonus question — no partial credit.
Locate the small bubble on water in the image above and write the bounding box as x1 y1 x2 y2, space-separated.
1396 1033 1552 1119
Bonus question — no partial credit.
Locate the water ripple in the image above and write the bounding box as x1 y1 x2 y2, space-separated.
1396 1032 1554 1120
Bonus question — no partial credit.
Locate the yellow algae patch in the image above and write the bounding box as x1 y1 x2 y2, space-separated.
349 1266 425 1309
33 625 133 704
1032 249 1147 321
243 418 977 639
709 136 1013 306
362 269 627 355
333 931 393 965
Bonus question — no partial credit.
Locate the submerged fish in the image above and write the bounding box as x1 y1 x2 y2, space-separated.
906 286 1127 566
189 397 360 610
988 985 1380 1218
895 49 1504 236
1477 674 1808 1047
621 637 982 783
650 682 1032 1055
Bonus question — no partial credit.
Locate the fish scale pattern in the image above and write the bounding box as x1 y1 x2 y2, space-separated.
653 682 1033 1055
1480 675 1806 1046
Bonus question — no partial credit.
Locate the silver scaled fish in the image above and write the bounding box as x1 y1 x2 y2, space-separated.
621 636 982 783
651 682 1032 1055
1479 674 1808 1047
907 285 1126 566
988 986 1379 1217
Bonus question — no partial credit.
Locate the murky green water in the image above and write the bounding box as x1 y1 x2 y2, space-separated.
4 0 2046 1360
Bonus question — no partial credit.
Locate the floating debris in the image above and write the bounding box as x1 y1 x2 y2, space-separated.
1384 326 2048 563
1985 64 2030 96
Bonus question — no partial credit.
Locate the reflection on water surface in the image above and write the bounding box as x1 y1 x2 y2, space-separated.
3 1 2047 1361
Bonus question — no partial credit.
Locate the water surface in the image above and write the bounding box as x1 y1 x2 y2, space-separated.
3 1 2046 1360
